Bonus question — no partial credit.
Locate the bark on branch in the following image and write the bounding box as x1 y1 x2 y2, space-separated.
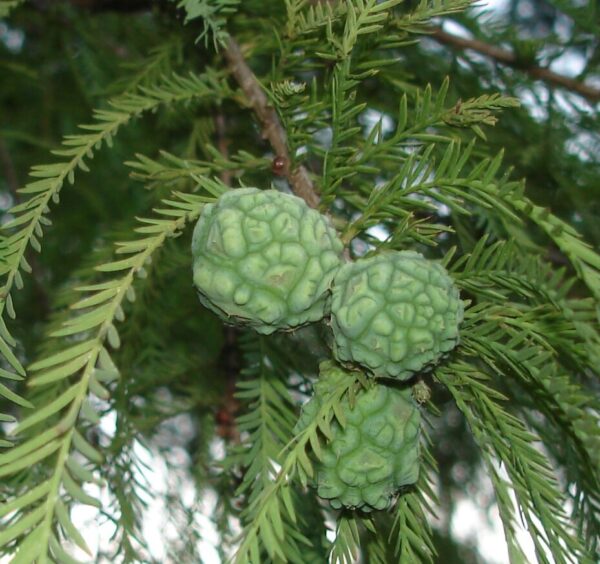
428 27 600 104
223 37 321 208
32 2 600 105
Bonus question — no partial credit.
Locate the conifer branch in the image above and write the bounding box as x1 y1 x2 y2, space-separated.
2 1 599 560
0 71 226 422
233 336 297 512
329 514 361 564
126 149 266 186
234 371 360 563
0 188 220 561
511 197 600 300
109 38 183 94
390 441 439 563
428 27 600 103
0 140 50 317
437 362 592 563
223 37 321 208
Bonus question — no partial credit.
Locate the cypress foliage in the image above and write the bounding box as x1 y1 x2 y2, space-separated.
0 0 598 562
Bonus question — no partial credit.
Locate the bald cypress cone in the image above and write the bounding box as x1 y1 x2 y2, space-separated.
192 188 343 334
296 363 421 511
330 251 463 379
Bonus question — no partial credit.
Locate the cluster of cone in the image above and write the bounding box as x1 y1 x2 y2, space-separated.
192 188 463 510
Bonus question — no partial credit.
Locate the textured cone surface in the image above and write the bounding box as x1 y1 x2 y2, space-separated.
192 188 343 334
296 363 421 511
331 251 463 379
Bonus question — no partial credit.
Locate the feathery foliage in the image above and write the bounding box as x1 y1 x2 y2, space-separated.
0 0 598 562
233 365 362 563
0 70 227 433
175 0 240 48
0 186 221 562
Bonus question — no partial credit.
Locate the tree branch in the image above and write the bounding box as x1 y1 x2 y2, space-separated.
0 139 50 316
41 2 600 105
223 37 321 208
428 27 600 104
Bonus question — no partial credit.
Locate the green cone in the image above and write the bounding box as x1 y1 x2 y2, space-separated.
296 363 421 511
192 188 343 334
330 251 463 379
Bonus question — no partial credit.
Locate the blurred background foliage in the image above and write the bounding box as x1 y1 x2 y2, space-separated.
0 0 598 562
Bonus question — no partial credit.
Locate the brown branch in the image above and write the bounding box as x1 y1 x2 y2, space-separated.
215 326 241 443
428 27 600 104
223 37 321 208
